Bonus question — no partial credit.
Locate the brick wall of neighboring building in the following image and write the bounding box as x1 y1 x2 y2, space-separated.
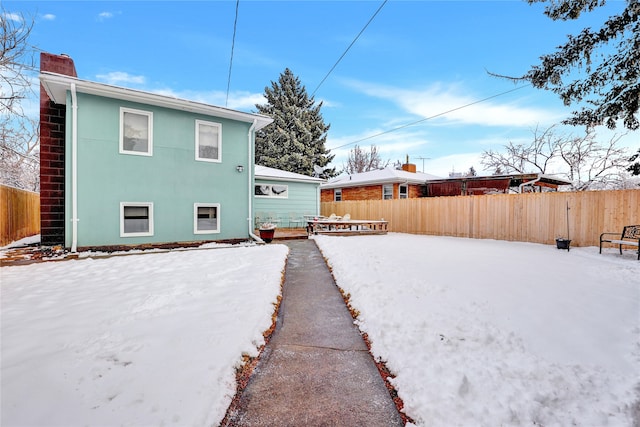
321 183 423 202
408 184 422 198
40 53 77 246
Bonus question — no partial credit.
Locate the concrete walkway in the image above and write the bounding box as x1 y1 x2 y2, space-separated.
221 239 404 426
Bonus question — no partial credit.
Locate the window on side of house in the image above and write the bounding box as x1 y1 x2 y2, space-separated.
399 184 408 199
334 188 342 201
194 203 220 234
195 120 222 162
120 202 153 237
120 108 153 156
254 184 288 198
383 184 393 200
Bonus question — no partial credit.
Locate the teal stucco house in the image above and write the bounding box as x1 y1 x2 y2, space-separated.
39 53 272 251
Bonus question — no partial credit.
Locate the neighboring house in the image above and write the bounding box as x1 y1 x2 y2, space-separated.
320 163 440 202
39 53 272 251
422 173 572 196
254 165 324 227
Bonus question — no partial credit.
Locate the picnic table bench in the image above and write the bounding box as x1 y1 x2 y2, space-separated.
307 219 388 236
599 225 640 260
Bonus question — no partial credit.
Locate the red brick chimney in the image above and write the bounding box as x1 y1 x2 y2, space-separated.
401 154 417 173
40 53 77 246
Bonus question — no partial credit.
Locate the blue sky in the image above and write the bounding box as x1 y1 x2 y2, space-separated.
8 0 638 176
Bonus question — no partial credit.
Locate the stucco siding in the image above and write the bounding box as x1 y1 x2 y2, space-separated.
66 93 252 247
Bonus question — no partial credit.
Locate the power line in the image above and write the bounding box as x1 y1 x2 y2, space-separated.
310 0 387 98
268 0 388 149
328 84 531 150
225 0 240 107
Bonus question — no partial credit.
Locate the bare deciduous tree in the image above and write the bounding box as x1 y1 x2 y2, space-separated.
481 125 630 191
1 8 39 191
342 144 389 174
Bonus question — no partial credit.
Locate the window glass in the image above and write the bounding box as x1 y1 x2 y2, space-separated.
254 184 288 198
383 184 393 200
121 203 153 236
255 185 270 196
399 184 408 199
196 120 221 162
271 185 288 196
194 203 220 234
120 108 152 155
334 189 342 201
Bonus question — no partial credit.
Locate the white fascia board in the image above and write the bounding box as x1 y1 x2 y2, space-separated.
255 175 324 185
40 72 273 131
321 177 426 189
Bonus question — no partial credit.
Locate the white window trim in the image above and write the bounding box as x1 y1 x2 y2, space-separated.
120 202 154 237
383 184 393 200
334 188 342 202
194 203 221 235
195 119 222 163
399 184 408 199
119 107 153 156
254 184 289 199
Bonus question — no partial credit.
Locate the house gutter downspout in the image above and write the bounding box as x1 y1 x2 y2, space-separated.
247 120 264 243
70 83 79 253
519 176 541 193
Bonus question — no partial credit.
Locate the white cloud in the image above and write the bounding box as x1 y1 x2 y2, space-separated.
96 72 146 86
425 152 486 177
98 11 122 22
2 12 22 22
41 14 56 21
151 88 264 112
327 126 433 170
343 79 563 128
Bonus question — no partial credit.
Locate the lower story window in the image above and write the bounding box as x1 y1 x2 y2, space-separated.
194 203 220 234
383 184 393 200
334 188 342 201
399 184 408 199
121 202 153 237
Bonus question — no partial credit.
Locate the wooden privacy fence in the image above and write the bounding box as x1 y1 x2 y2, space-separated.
321 189 640 248
1 185 40 247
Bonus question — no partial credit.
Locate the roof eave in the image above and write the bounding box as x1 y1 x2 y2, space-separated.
256 175 324 184
39 71 274 130
321 178 427 189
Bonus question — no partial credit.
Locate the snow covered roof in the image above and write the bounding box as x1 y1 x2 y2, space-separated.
255 165 325 184
39 72 273 131
320 168 441 189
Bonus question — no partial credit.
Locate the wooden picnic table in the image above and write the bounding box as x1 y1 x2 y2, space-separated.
306 219 388 236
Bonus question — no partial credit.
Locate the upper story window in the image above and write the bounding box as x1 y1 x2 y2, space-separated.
383 184 393 200
120 108 153 156
194 203 220 234
399 184 408 199
120 202 154 237
334 188 342 202
195 120 222 162
255 184 288 198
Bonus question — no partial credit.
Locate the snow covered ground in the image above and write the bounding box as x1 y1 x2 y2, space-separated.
1 244 288 426
2 233 639 426
314 234 640 426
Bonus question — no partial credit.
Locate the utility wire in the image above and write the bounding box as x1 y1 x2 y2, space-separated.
268 0 388 149
329 84 531 150
225 0 240 107
310 0 388 98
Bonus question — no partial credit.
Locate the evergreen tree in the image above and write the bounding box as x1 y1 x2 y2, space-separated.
521 0 639 131
255 68 335 177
